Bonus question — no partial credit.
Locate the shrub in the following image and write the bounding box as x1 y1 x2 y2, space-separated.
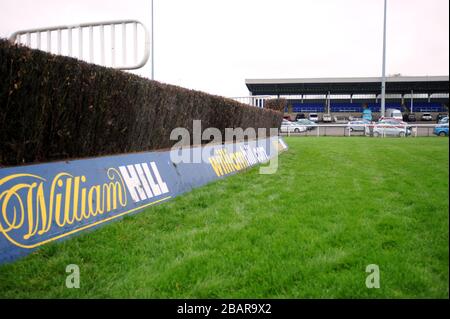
0 39 282 166
264 98 287 112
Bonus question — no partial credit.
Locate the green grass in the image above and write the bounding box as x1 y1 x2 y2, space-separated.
0 137 448 298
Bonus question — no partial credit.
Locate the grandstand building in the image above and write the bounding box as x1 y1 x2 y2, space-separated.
239 76 449 120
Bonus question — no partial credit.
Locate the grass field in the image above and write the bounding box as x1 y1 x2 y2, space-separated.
0 137 448 298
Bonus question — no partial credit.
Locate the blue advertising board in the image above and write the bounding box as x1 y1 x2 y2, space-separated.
0 136 287 264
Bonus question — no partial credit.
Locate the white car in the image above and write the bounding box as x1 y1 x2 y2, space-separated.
322 113 332 122
280 121 307 133
308 113 319 122
385 108 403 121
372 120 411 137
421 113 433 121
346 120 371 132
333 115 348 124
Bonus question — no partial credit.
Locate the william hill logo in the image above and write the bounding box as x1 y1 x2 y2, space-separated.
209 145 269 177
119 162 169 202
0 162 170 249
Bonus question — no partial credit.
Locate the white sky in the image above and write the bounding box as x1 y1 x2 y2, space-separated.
0 0 448 97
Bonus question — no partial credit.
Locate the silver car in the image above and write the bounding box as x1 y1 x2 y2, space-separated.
308 113 319 122
296 119 318 130
421 113 433 121
322 113 332 123
346 120 371 132
280 121 307 133
372 120 410 137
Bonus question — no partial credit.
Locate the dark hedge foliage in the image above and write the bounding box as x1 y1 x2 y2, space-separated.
0 39 282 167
265 98 287 112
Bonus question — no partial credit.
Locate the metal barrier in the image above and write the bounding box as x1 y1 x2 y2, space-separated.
9 20 150 70
230 96 272 108
280 123 448 137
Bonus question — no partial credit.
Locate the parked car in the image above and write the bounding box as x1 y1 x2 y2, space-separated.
322 113 332 123
385 108 403 121
333 115 348 124
346 119 371 132
378 117 408 124
421 113 433 121
436 114 448 123
378 118 411 128
402 113 416 122
373 119 411 137
295 113 306 120
408 113 416 122
433 123 449 137
280 121 307 133
438 116 448 124
296 119 317 130
282 119 292 126
308 113 319 122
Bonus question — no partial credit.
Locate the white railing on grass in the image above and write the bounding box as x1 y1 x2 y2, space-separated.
9 20 150 70
280 123 448 138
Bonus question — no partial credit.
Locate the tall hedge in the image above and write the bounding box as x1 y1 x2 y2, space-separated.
0 39 282 167
265 98 287 112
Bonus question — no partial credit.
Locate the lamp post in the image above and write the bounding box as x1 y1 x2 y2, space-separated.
380 0 387 117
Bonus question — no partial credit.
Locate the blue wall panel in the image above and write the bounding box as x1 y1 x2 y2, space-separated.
0 137 288 264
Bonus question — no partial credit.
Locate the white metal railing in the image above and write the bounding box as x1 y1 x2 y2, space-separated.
9 20 150 70
279 123 448 138
231 96 273 108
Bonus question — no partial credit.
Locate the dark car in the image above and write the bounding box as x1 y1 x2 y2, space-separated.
295 113 306 120
403 113 416 122
436 113 448 123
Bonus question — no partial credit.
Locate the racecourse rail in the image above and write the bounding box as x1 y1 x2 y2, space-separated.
280 123 448 137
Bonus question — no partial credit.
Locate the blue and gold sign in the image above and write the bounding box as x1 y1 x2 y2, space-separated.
0 136 287 263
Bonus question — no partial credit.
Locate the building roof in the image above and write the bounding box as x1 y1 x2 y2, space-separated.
245 76 450 95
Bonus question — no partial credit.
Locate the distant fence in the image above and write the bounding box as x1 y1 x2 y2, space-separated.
280 123 448 137
230 96 272 108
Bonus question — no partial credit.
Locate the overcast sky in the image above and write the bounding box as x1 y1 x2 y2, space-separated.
0 0 448 97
